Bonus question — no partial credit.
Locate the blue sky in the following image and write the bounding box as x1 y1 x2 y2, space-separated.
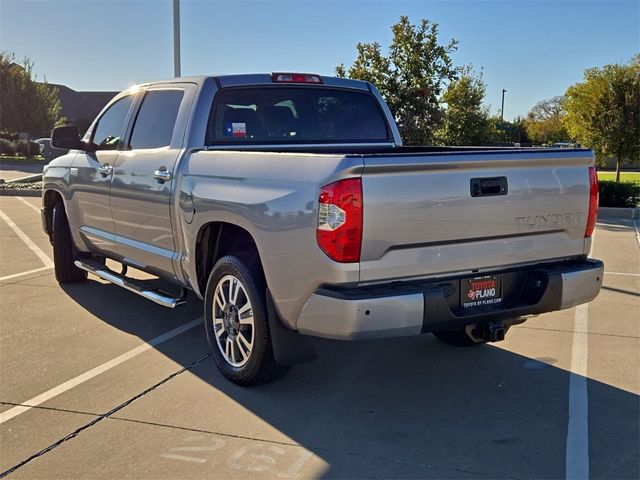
1 0 638 119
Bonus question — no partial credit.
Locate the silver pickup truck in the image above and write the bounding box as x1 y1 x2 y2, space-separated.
43 73 603 385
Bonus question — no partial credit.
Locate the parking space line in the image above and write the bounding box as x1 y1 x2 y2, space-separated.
16 196 41 215
0 317 203 425
604 271 640 277
0 266 53 283
564 227 598 479
0 209 53 268
566 303 590 480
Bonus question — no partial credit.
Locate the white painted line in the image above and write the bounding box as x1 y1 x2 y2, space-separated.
0 209 53 268
0 317 203 425
160 454 207 464
16 196 41 215
604 271 640 277
0 199 51 282
566 303 589 480
0 265 53 282
633 218 640 248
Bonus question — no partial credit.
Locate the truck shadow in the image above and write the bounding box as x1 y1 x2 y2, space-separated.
61 281 639 479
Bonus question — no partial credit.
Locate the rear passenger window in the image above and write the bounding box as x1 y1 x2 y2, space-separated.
129 90 184 149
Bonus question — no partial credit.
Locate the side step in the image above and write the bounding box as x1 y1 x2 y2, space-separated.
74 260 187 309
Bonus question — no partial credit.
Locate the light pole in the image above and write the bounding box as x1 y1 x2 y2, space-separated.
500 89 507 121
173 0 181 77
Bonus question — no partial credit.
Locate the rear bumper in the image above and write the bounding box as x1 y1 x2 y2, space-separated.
296 259 604 340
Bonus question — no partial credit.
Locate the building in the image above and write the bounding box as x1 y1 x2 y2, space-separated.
48 84 117 132
4 62 117 134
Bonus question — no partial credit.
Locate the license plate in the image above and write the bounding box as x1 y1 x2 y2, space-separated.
461 275 502 308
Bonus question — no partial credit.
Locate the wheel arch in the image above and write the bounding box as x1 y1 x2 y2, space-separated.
195 221 265 296
42 189 65 241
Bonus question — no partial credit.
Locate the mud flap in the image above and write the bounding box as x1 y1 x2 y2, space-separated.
267 289 317 366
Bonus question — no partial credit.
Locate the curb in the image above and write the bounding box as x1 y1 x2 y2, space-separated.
0 189 42 198
0 160 47 166
3 174 43 184
599 207 639 220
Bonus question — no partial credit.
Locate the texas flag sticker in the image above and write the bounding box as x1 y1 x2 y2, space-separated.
225 122 247 138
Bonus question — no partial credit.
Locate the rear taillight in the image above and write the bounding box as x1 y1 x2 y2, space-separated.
317 178 362 263
585 166 598 238
272 72 323 84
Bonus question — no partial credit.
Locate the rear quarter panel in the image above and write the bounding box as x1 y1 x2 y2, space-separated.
177 150 363 327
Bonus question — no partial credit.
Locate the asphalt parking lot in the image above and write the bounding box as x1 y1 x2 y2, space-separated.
0 162 45 182
0 194 638 479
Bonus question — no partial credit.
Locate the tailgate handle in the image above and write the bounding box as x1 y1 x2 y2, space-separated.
470 177 508 197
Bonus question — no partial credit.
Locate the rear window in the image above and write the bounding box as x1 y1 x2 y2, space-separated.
206 87 389 145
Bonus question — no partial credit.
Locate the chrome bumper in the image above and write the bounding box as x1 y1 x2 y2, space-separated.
560 262 604 309
296 259 604 340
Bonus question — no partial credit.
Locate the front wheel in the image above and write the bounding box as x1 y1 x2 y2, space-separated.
204 255 290 386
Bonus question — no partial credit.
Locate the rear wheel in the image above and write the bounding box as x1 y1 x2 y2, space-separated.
204 255 290 386
52 202 87 284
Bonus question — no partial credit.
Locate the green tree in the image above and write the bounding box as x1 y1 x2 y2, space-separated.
477 116 529 146
524 96 570 145
0 51 63 137
336 16 458 145
563 55 640 181
437 66 493 145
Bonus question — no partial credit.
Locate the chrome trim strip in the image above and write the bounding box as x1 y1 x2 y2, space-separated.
80 225 115 242
79 226 178 260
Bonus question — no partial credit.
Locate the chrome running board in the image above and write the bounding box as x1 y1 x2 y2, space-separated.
74 260 187 308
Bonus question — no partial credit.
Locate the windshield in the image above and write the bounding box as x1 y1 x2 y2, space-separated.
207 86 389 145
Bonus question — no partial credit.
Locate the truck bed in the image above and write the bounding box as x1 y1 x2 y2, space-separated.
196 146 593 286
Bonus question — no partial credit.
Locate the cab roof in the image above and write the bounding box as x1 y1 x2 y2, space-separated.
135 74 371 91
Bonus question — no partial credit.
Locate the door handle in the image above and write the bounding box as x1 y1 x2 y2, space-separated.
97 164 112 177
153 167 172 183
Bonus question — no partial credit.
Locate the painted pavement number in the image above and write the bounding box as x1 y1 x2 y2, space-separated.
161 435 313 478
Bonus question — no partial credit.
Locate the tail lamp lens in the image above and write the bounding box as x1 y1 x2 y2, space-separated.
585 166 598 238
317 178 362 263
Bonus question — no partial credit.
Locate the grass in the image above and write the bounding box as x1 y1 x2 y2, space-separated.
0 181 42 190
597 171 640 183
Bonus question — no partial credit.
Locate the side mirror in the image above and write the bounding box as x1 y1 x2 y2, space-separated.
51 125 83 150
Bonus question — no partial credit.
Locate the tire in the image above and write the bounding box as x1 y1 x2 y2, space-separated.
204 255 290 386
433 326 486 347
52 202 87 284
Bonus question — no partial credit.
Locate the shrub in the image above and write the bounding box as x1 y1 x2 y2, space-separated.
598 180 640 208
0 139 15 155
13 140 41 157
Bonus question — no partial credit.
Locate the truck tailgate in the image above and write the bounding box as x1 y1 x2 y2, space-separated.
359 149 593 282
